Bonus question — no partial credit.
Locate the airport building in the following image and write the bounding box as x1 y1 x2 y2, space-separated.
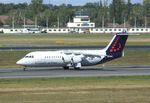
67 11 95 33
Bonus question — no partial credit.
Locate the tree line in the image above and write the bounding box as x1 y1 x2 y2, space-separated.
0 0 150 28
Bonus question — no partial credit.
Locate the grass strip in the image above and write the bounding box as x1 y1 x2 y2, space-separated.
0 76 150 103
0 34 150 46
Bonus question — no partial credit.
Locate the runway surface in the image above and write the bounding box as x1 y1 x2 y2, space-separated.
0 66 150 79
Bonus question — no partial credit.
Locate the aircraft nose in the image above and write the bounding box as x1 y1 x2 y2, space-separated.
16 59 24 65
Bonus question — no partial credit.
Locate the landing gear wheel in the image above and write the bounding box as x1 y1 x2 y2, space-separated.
74 67 80 70
23 67 26 71
63 66 69 70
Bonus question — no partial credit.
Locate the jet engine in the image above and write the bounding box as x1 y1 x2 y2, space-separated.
63 53 84 69
71 55 84 69
62 55 72 63
72 56 82 64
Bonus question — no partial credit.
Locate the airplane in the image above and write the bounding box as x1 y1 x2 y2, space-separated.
16 31 128 71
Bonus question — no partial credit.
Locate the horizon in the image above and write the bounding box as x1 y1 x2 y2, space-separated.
0 0 143 5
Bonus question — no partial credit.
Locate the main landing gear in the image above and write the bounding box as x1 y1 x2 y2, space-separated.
23 67 27 71
74 67 80 70
63 66 80 70
63 66 69 70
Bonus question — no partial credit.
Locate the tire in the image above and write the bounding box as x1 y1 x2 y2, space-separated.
74 67 80 70
63 66 69 70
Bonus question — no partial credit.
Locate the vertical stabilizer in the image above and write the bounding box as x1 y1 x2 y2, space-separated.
104 32 128 58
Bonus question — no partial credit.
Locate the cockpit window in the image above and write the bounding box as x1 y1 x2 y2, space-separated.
25 55 34 58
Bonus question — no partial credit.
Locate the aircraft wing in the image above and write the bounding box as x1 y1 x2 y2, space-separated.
63 50 108 58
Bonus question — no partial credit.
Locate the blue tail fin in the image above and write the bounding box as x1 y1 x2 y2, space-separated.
105 32 128 57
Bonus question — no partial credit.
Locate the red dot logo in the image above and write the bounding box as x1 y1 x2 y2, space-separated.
109 43 122 53
109 36 123 53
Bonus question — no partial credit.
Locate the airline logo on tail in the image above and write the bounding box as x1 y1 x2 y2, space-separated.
109 36 122 53
106 32 128 55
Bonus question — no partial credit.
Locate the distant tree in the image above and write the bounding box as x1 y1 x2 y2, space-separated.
110 0 126 24
143 0 150 26
143 0 150 17
127 0 132 20
0 3 4 15
31 0 44 15
129 3 143 27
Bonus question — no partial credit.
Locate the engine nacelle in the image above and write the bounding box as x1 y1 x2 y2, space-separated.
63 54 83 68
62 55 72 63
72 56 82 64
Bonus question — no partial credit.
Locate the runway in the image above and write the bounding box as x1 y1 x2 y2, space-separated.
0 66 150 79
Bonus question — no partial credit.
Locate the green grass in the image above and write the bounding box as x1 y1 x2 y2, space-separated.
0 33 150 46
105 48 150 66
0 48 150 68
0 76 150 103
0 51 28 68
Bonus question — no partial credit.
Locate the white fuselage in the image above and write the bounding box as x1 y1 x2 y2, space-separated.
16 49 106 68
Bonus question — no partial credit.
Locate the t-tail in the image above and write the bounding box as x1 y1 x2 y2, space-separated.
102 31 128 63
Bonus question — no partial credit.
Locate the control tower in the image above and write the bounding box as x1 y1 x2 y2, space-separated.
67 11 95 33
